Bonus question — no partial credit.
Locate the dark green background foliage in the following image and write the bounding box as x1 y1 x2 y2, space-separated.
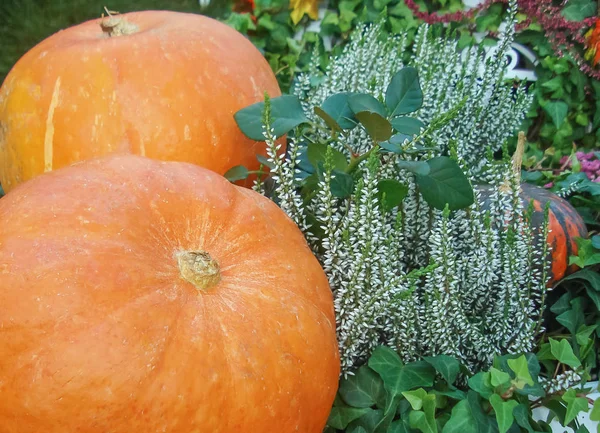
0 0 230 83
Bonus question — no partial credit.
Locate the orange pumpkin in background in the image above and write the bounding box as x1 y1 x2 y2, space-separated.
0 10 282 192
0 155 340 433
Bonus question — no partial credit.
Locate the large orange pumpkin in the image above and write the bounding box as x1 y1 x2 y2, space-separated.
0 155 339 433
0 10 282 192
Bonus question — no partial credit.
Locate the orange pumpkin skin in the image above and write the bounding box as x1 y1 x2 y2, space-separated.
0 11 282 192
0 155 339 433
519 183 588 285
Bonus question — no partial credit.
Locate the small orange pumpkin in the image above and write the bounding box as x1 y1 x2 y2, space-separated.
0 10 282 192
0 155 339 433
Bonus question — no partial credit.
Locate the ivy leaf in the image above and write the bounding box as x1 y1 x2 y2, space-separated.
339 366 386 408
416 156 474 210
397 361 436 392
403 388 429 410
468 372 493 399
349 409 385 432
423 355 461 385
234 95 308 140
543 101 568 129
512 404 535 433
328 407 371 429
355 112 393 141
389 420 411 433
489 367 511 388
590 399 600 422
489 394 518 433
391 117 425 136
577 324 599 346
507 355 534 388
348 94 387 117
562 389 590 425
307 142 348 171
562 0 596 21
442 399 478 433
408 394 438 433
223 165 249 182
386 67 424 117
368 346 404 380
377 179 409 211
331 170 355 198
549 338 581 368
467 391 499 433
319 92 358 130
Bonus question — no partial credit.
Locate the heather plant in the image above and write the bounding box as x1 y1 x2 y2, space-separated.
232 1 552 375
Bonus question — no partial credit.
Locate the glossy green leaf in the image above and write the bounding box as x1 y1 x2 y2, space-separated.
307 142 348 171
319 92 358 130
489 394 518 433
391 117 425 136
549 338 581 368
562 389 590 426
489 367 511 388
339 366 386 408
408 394 438 433
543 101 568 129
415 156 475 210
315 106 343 133
331 170 355 198
468 372 493 399
397 160 431 176
234 95 308 140
562 0 596 21
512 404 535 433
224 165 249 182
423 355 461 385
349 93 387 117
377 179 409 211
507 355 534 387
327 407 371 429
403 388 429 411
386 67 424 117
355 112 393 142
442 399 478 433
590 399 600 422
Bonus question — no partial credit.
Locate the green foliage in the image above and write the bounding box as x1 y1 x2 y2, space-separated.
325 340 596 433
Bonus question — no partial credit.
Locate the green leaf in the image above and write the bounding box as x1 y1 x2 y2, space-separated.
468 372 493 399
386 67 424 117
368 346 404 379
349 94 387 117
590 399 600 422
315 106 343 133
416 157 474 210
543 101 569 129
349 409 385 432
339 366 386 408
223 165 249 182
397 361 436 392
467 391 499 433
331 170 355 198
256 154 275 169
549 338 581 368
319 92 359 130
403 388 429 410
328 407 371 429
377 179 409 211
391 117 425 136
389 420 411 433
556 298 585 335
307 142 348 171
397 160 431 176
442 399 478 433
512 404 535 433
562 0 596 21
561 268 600 292
234 95 308 140
489 367 511 388
562 388 590 425
408 394 438 433
536 343 555 361
489 394 518 433
355 112 393 142
507 355 534 387
423 355 460 385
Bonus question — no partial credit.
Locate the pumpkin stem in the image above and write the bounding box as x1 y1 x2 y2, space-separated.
176 251 221 292
100 7 139 37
